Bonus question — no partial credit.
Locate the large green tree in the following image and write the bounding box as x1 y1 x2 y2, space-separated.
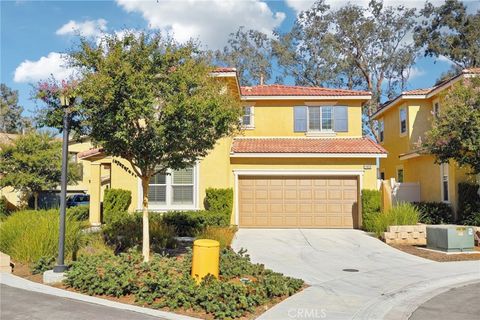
0 132 80 209
414 0 480 68
70 32 241 261
273 0 418 137
0 84 30 133
216 27 273 86
425 77 480 175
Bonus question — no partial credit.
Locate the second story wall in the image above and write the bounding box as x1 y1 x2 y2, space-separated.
240 99 364 137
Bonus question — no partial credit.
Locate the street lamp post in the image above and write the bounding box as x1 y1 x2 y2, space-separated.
53 95 70 273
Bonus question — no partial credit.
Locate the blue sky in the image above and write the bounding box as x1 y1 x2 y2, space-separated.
1 0 477 118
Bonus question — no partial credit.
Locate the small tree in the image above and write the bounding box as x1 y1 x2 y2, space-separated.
0 132 80 209
425 77 480 175
0 83 31 133
70 32 241 261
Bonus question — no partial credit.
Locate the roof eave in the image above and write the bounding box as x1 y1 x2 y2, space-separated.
230 152 387 158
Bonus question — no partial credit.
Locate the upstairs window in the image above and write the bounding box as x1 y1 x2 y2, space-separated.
397 167 404 183
308 106 333 132
433 103 440 119
399 107 407 135
378 119 384 142
241 106 254 128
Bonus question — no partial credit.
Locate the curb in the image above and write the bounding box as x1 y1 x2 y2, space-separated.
0 273 201 320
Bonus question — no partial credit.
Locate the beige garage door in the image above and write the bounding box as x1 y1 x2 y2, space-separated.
238 175 358 228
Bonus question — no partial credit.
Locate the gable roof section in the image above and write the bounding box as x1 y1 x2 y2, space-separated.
231 137 386 158
241 84 371 100
373 68 480 119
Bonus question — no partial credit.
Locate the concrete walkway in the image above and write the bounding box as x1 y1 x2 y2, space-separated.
409 282 480 320
232 229 480 320
0 273 199 320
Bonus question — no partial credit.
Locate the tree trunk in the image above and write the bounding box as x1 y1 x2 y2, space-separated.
141 177 150 262
34 192 39 210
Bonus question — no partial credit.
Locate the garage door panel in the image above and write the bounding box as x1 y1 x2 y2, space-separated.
239 175 358 228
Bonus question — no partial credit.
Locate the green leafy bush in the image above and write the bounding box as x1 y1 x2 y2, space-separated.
103 212 177 253
65 249 303 319
103 189 132 224
414 202 454 224
458 182 480 226
364 203 421 237
204 188 233 214
362 189 381 215
0 209 84 263
162 210 229 237
67 206 89 221
197 226 237 249
31 256 56 274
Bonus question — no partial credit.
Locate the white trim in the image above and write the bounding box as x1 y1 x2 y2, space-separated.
210 71 236 78
233 169 365 176
399 152 421 161
241 95 372 101
234 172 239 226
230 152 387 158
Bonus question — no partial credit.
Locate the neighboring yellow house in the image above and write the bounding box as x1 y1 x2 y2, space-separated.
0 132 92 209
79 68 386 229
372 68 479 216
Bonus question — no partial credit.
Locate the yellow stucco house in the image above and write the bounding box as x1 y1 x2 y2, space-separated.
372 68 479 216
79 68 386 229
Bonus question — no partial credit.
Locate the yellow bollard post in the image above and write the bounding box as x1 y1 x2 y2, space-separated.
191 239 220 284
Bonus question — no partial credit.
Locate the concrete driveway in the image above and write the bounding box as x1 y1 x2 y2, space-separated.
232 229 480 320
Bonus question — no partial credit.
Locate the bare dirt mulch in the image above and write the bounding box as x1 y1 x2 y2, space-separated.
390 245 480 262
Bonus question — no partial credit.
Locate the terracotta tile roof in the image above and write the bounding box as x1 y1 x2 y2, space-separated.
212 67 237 73
240 84 371 97
464 67 480 73
401 87 437 95
231 137 386 154
77 147 104 159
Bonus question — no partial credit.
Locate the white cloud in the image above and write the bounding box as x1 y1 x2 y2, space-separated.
56 19 107 38
436 55 455 65
285 0 315 14
116 0 285 49
406 67 425 80
13 52 76 83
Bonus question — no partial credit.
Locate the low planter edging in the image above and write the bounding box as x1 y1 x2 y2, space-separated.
383 224 427 245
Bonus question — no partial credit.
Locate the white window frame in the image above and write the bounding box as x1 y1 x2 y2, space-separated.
399 107 407 136
396 165 404 183
139 163 199 211
440 163 450 203
378 118 384 143
307 106 334 132
241 106 255 129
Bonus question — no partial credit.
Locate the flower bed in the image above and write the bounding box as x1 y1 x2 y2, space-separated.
64 249 304 319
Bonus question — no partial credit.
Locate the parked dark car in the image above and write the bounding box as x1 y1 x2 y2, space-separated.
66 194 90 208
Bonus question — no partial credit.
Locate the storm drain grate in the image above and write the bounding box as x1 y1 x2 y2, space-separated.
342 268 359 272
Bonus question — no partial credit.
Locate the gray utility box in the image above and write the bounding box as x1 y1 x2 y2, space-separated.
426 225 475 252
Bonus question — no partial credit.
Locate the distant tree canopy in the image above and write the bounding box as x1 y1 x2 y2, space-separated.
0 84 31 133
415 0 480 69
216 27 273 86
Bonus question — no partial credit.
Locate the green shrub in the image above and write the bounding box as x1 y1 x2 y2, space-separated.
204 188 233 214
103 212 177 253
458 182 480 226
362 189 381 215
197 226 237 249
31 256 56 274
162 210 229 237
103 189 132 224
67 206 89 221
0 209 84 263
414 202 454 224
364 203 421 238
65 249 303 319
